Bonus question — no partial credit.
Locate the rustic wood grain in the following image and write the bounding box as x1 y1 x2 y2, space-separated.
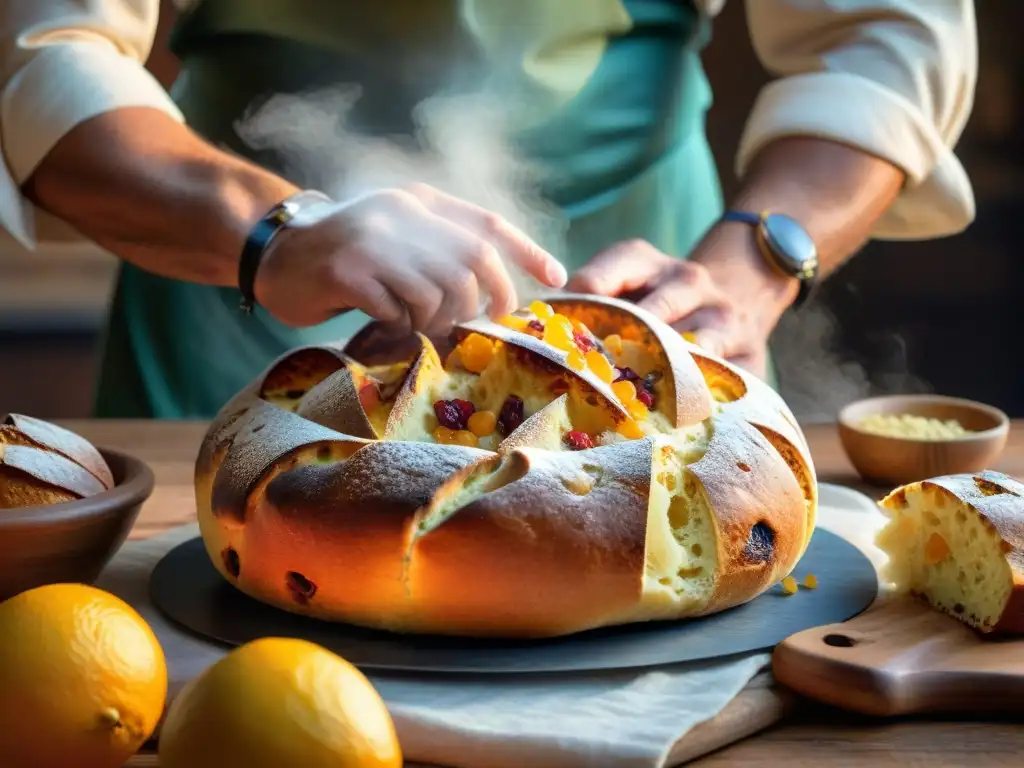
52 419 1024 767
773 596 1024 717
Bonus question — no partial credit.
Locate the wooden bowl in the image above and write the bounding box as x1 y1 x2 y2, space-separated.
838 395 1010 487
0 448 155 601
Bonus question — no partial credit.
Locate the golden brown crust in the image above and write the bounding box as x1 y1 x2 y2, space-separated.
0 443 107 508
409 441 653 636
688 413 807 614
221 441 489 630
296 367 378 439
547 294 714 427
1 414 114 489
195 296 817 637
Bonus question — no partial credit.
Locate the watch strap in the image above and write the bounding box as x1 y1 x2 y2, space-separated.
721 208 818 309
237 190 333 314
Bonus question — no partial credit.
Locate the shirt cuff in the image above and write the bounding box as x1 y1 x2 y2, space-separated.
0 41 184 250
736 71 976 241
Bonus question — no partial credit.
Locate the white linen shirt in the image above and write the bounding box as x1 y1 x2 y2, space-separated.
0 0 978 252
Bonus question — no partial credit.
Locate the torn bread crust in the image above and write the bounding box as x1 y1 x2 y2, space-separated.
1 414 114 489
195 295 818 637
689 412 807 614
296 366 378 439
227 441 489 630
407 441 653 637
879 471 1024 635
546 293 714 427
0 443 107 506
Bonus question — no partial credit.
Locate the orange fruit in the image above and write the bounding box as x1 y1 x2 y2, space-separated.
0 583 167 768
585 350 614 383
159 637 401 768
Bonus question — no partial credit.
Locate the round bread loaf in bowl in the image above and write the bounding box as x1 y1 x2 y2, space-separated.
194 295 818 638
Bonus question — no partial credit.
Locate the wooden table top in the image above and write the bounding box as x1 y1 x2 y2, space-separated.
59 419 1024 768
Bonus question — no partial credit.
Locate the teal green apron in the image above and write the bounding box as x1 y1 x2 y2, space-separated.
93 0 726 419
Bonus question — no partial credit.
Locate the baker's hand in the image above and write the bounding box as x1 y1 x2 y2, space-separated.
254 184 567 336
567 229 798 379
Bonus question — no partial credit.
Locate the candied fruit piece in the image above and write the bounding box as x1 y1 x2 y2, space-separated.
924 532 951 565
453 398 475 422
616 419 644 440
612 379 637 403
636 388 655 409
564 430 595 450
643 371 662 393
781 576 799 595
627 398 649 420
603 334 623 356
526 319 545 334
434 399 467 430
452 430 479 447
433 426 456 444
586 350 614 383
573 330 595 353
566 348 586 371
543 315 575 351
357 381 381 411
498 315 530 332
497 394 525 436
459 333 496 373
467 410 497 436
614 366 641 383
530 301 554 320
802 574 818 590
681 331 698 343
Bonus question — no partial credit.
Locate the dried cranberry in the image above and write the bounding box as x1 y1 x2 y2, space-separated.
614 366 641 383
453 399 475 422
564 430 595 450
434 399 466 430
636 388 655 409
527 320 545 333
573 330 594 353
497 394 525 436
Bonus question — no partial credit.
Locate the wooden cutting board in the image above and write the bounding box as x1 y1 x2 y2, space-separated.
772 594 1024 716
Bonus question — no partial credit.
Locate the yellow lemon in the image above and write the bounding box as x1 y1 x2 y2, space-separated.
0 583 168 768
159 637 402 768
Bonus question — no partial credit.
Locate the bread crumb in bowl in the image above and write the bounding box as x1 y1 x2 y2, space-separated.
858 413 973 441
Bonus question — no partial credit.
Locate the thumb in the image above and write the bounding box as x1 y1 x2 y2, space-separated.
567 240 671 296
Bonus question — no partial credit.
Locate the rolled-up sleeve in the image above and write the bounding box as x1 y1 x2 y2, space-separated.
0 1 184 249
737 0 977 240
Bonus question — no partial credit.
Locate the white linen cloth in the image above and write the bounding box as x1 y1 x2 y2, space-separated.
94 482 889 768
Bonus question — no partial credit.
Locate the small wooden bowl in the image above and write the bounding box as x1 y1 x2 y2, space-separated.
0 448 155 602
838 394 1010 487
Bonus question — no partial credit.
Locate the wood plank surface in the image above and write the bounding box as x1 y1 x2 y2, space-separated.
53 419 1024 767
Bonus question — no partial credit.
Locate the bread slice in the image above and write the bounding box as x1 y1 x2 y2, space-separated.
877 471 1024 635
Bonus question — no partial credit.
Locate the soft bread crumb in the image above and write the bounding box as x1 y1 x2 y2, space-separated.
877 483 1013 632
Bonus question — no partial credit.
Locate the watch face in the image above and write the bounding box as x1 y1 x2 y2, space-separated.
762 214 818 278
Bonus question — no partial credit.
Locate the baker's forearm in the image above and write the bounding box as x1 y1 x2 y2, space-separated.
24 107 299 287
731 136 906 277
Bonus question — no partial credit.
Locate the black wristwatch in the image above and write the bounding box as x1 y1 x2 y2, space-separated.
237 190 334 314
720 209 819 309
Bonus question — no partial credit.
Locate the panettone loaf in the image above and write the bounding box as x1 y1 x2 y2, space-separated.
0 414 113 508
877 470 1024 635
195 294 818 637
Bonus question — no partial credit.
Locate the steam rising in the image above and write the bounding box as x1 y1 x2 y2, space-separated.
234 85 926 423
235 84 567 307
